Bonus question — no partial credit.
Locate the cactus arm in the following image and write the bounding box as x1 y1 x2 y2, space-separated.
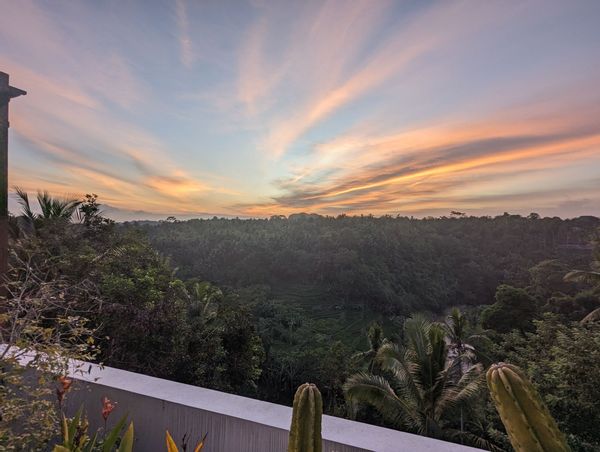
288 383 323 452
488 367 544 451
313 387 323 451
487 363 570 452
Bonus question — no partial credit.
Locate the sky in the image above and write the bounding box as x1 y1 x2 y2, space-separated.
1 0 600 220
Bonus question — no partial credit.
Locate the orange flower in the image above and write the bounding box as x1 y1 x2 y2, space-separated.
101 396 117 421
56 376 73 405
58 376 73 392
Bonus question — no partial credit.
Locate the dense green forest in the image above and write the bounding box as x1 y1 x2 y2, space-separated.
139 213 597 312
4 194 600 450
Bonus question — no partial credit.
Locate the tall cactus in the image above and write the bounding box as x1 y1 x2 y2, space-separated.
487 362 570 452
288 383 323 452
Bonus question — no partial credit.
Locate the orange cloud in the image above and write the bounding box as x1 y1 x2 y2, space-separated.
236 97 600 217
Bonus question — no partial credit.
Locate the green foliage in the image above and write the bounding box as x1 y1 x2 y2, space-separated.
481 285 538 333
6 189 599 450
351 321 385 373
14 187 81 233
0 238 98 451
497 316 600 450
288 383 323 452
53 406 134 452
529 259 575 298
140 214 598 314
6 191 265 423
487 362 570 452
95 236 190 376
564 230 600 287
541 292 600 321
254 301 351 414
343 316 492 449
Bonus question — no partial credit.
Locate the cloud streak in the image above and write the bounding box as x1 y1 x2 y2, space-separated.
175 0 195 68
236 97 600 217
2 0 600 219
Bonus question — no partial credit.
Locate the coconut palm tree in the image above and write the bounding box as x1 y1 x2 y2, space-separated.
351 321 386 373
443 308 493 434
14 187 81 232
444 308 473 367
344 316 492 449
443 308 493 370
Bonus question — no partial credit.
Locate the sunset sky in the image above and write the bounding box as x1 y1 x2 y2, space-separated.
1 0 600 220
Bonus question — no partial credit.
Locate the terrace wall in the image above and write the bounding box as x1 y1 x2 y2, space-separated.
62 360 483 452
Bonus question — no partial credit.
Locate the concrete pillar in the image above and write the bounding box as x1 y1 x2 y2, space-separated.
0 71 26 295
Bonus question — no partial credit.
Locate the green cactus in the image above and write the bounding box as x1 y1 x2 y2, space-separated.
287 383 323 452
487 362 570 452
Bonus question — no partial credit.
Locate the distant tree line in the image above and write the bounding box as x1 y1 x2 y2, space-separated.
138 213 599 313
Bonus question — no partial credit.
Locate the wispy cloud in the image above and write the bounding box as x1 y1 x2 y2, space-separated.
175 0 195 68
0 0 232 215
235 1 514 157
2 0 600 219
236 96 600 217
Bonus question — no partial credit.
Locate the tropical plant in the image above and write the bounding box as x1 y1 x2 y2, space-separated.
487 362 570 452
344 316 491 448
53 406 134 452
14 186 81 231
497 315 600 449
165 430 206 452
481 285 539 334
444 308 476 370
0 253 98 451
581 307 600 323
351 322 386 373
443 308 492 434
444 308 494 370
288 383 323 452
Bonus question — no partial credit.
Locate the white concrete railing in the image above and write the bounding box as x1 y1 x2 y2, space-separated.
58 360 483 452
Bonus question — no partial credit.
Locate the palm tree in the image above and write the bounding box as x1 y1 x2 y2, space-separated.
351 321 386 373
344 316 491 448
443 308 492 434
444 309 472 364
188 281 222 323
443 308 493 371
14 187 81 231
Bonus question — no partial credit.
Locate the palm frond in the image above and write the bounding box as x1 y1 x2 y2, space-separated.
14 186 37 224
581 307 600 324
564 269 600 284
444 308 468 346
377 342 423 404
343 372 417 428
36 190 53 218
445 428 505 452
36 190 80 220
436 364 484 417
404 315 431 362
